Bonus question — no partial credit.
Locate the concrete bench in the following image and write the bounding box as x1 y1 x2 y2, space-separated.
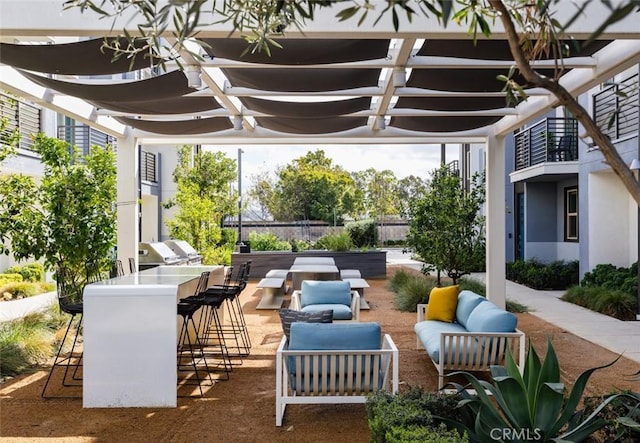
343 278 370 310
256 277 286 310
340 269 361 279
266 269 289 279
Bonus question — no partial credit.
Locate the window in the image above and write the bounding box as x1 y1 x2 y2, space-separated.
565 187 579 241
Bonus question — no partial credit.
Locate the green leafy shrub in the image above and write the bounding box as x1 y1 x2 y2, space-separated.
451 339 620 442
315 231 352 252
390 271 527 314
345 219 377 248
5 263 44 282
0 311 57 378
289 238 311 252
384 423 468 443
0 273 23 286
366 386 462 443
506 259 579 289
562 286 637 320
394 274 437 312
458 277 486 296
0 281 48 301
248 231 291 251
582 262 637 296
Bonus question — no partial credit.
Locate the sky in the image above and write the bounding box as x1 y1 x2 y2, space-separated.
205 144 461 192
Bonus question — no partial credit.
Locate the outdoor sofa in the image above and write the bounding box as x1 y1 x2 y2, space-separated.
414 288 525 389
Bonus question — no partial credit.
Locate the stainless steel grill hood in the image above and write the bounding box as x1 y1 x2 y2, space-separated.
138 242 189 269
163 239 203 265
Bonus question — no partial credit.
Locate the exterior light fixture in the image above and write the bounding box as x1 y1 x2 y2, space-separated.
375 116 386 130
630 158 640 171
232 116 243 130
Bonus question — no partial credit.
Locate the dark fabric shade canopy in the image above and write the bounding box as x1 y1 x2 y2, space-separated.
116 116 233 135
416 39 611 60
222 68 381 92
255 116 368 134
390 116 503 132
93 95 222 115
203 38 390 64
19 70 195 102
0 38 159 75
0 33 615 136
394 96 512 112
240 97 371 118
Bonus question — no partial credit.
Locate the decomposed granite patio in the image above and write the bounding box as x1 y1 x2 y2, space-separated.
1 264 638 443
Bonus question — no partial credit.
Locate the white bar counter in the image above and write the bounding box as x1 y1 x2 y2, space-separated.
83 265 223 408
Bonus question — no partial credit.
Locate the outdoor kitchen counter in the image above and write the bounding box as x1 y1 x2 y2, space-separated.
83 265 224 408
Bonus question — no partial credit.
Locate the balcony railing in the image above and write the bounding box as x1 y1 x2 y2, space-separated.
593 72 639 141
57 125 117 155
514 118 578 171
1 93 40 151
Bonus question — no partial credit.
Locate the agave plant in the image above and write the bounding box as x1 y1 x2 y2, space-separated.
447 338 623 442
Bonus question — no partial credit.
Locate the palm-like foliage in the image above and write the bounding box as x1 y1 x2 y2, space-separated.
448 339 623 442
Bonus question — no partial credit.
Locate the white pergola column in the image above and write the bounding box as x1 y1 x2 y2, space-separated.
485 133 507 309
116 134 139 267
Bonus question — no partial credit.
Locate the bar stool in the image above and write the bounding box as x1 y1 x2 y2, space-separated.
42 266 85 398
184 267 234 379
208 262 252 360
177 271 215 396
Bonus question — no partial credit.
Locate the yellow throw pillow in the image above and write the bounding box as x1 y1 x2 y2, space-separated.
426 285 460 323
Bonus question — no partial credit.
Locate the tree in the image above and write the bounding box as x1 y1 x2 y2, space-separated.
395 175 430 220
247 169 276 221
407 166 486 285
0 134 117 300
65 0 640 206
163 145 238 264
352 168 399 221
265 149 357 224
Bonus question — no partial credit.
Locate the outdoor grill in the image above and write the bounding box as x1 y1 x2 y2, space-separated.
138 242 189 270
163 239 203 265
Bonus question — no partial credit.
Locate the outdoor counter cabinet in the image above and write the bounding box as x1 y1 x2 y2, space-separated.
83 265 224 408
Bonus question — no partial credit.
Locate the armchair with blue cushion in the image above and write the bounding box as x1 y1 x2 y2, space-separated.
290 280 360 321
275 321 398 426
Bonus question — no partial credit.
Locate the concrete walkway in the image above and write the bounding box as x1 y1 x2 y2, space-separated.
384 248 640 364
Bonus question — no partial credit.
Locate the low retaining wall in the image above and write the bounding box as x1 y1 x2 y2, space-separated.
0 291 57 322
231 250 387 279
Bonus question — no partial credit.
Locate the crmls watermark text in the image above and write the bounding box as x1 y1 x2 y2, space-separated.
490 428 543 441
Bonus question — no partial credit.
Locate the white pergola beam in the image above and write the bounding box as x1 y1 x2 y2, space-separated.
2 1 640 39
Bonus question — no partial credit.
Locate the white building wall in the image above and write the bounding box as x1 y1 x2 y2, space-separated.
588 170 633 269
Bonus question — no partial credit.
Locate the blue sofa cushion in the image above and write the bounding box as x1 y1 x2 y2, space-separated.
300 280 351 307
301 304 353 320
455 290 486 328
465 300 518 333
288 322 381 350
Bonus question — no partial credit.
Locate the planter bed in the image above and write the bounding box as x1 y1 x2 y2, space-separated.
231 250 387 279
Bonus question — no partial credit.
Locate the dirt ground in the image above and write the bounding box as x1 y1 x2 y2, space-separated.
1 265 639 443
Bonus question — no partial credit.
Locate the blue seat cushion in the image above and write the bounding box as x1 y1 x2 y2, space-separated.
455 290 486 328
465 300 517 333
301 304 353 320
414 321 469 364
300 280 351 307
